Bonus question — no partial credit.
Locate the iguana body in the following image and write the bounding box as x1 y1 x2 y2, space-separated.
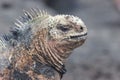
0 9 87 80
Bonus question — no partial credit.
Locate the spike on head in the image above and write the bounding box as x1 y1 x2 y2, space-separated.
15 9 49 28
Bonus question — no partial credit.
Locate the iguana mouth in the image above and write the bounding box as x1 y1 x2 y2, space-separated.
70 33 87 39
63 33 87 41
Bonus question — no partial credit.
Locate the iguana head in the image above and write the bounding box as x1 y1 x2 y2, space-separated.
48 15 87 49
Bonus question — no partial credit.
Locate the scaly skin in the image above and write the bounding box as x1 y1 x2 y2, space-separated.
0 9 87 80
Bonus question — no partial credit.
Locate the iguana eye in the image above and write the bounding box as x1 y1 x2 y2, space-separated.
57 25 70 32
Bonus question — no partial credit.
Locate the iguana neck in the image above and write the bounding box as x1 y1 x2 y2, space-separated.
30 29 69 77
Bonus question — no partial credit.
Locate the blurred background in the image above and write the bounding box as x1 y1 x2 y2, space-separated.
0 0 120 80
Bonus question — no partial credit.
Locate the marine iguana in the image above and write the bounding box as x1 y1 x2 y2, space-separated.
0 8 87 80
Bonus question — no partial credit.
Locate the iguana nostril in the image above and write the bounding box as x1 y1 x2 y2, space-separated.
76 25 84 32
80 26 83 31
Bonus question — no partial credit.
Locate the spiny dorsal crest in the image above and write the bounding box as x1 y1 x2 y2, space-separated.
9 9 51 47
14 8 50 31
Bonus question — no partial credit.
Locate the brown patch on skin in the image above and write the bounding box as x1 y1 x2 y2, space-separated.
1 69 11 80
1 43 60 80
